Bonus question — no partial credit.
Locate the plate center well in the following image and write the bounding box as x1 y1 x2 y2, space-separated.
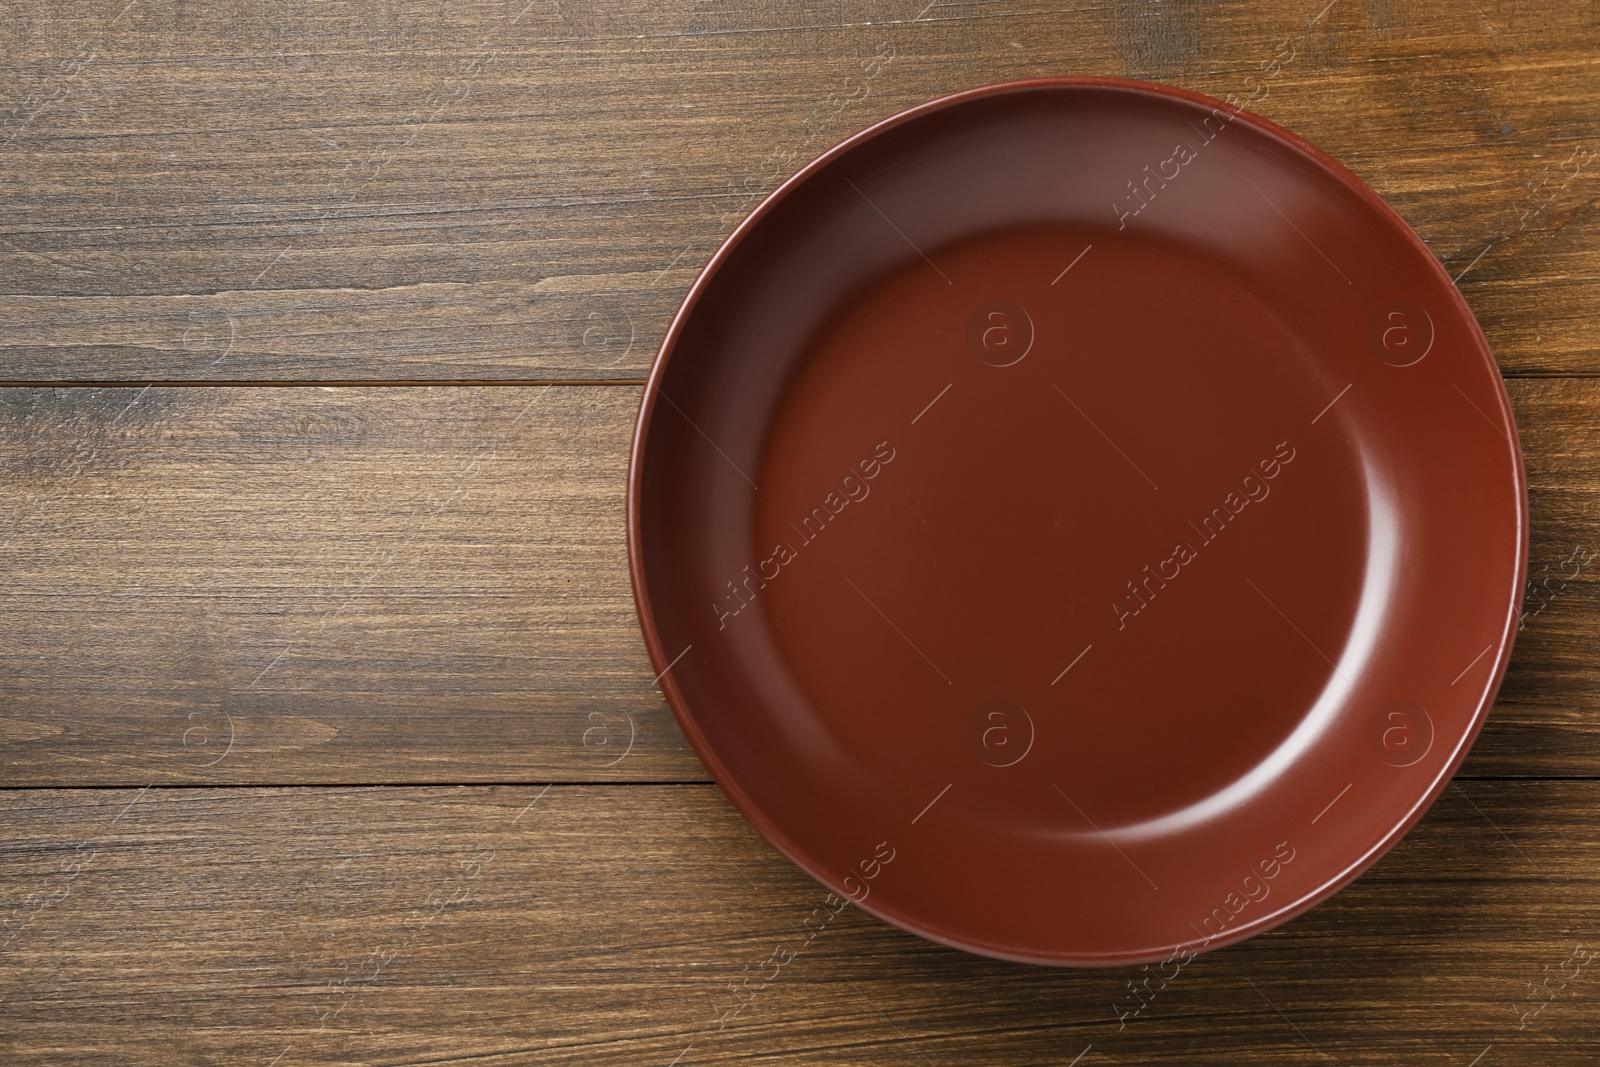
751 222 1372 836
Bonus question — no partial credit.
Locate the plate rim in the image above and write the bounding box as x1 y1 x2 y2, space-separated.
626 75 1529 966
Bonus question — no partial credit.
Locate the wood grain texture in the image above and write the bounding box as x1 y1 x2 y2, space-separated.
1 782 1597 1066
0 379 1595 786
0 384 703 785
1 2 1597 1063
0 0 1594 379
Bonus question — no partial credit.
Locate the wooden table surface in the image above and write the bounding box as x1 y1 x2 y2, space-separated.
2 1 1597 1063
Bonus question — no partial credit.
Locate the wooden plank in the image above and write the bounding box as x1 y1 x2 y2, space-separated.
0 781 1596 1065
0 384 702 784
1 379 1596 786
0 0 1594 380
1479 377 1600 776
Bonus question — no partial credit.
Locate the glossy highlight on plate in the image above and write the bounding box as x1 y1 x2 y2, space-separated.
628 78 1527 966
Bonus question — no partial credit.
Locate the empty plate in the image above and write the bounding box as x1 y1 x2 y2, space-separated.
628 78 1526 965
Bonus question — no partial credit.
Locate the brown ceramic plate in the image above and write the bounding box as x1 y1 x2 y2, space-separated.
628 78 1526 966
